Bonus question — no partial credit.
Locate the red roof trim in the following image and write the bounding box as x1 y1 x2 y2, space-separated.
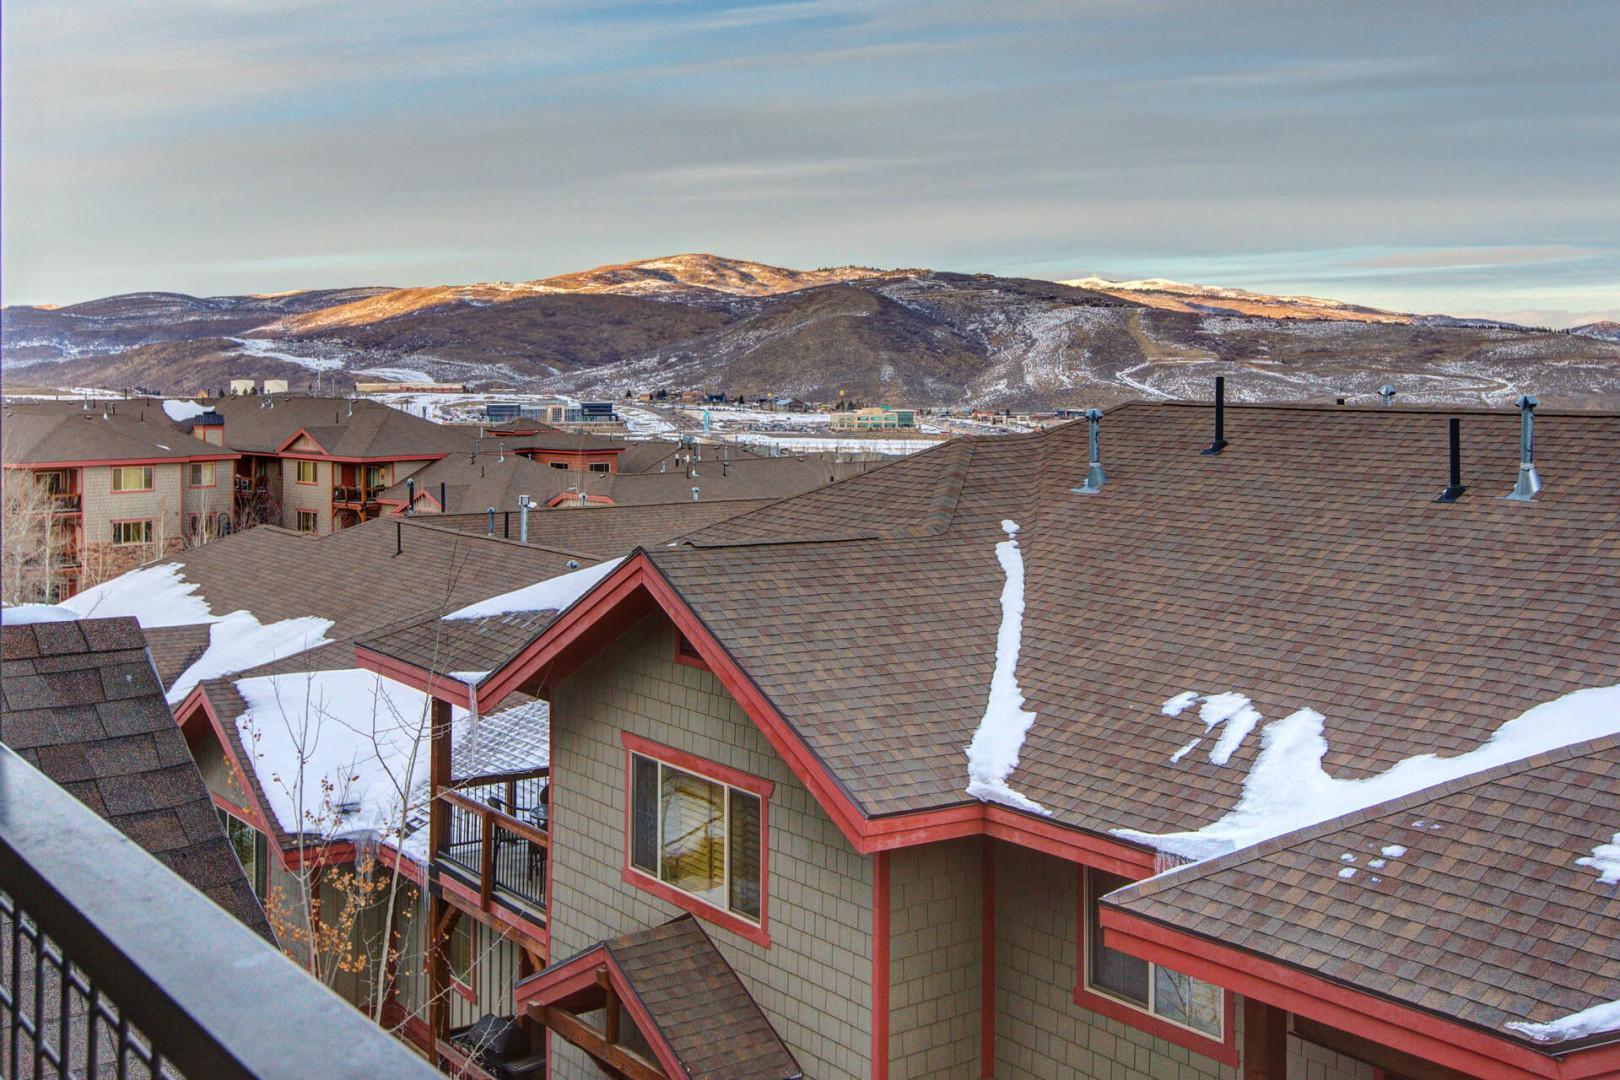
175 686 281 844
274 427 330 454
1098 905 1605 1080
353 553 1164 872
513 944 687 1079
5 453 239 469
278 451 448 465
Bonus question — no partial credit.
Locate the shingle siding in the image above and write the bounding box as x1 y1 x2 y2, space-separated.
994 845 1371 1080
888 839 982 1079
547 613 873 1080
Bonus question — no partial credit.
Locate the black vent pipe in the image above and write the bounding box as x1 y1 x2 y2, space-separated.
1201 377 1228 455
1436 418 1466 503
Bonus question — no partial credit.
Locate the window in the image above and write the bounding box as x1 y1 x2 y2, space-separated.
1082 869 1225 1042
296 510 319 533
110 466 154 492
188 461 216 487
111 520 153 546
674 631 709 670
550 461 568 470
295 460 318 484
364 465 387 491
187 513 201 538
218 810 268 899
624 734 769 943
217 513 232 536
446 917 476 999
589 462 610 473
35 471 68 495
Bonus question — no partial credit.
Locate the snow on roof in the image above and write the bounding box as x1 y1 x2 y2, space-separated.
1117 683 1620 863
443 556 624 621
1506 998 1620 1046
963 521 1049 816
0 604 81 625
165 610 334 704
233 668 549 865
234 668 452 843
162 399 212 423
1575 831 1620 885
60 563 218 628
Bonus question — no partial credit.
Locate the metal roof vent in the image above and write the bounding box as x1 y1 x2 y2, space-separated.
1378 384 1397 406
1435 418 1466 503
1200 376 1229 456
1072 409 1106 495
1504 395 1542 501
691 485 701 502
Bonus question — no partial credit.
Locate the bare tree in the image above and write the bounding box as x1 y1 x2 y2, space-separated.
0 467 57 603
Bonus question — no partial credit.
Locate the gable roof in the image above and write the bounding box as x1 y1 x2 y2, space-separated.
1 402 238 466
516 915 801 1080
0 616 272 938
1102 733 1620 1055
206 396 478 459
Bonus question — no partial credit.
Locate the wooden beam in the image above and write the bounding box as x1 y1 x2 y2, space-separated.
1293 1016 1478 1080
479 809 495 910
540 1006 665 1080
427 894 451 1041
1242 998 1287 1080
428 698 453 858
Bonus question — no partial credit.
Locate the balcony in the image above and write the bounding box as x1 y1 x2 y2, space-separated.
0 744 439 1080
436 770 548 919
49 493 81 514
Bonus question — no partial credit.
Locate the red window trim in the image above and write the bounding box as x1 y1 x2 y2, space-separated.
109 465 156 494
109 518 155 545
1076 866 1238 1067
673 630 710 671
619 732 772 948
295 510 319 533
294 461 320 486
186 461 218 489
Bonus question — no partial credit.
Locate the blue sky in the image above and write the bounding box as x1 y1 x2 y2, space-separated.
3 0 1616 324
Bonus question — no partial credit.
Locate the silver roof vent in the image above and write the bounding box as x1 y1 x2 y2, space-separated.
1072 409 1106 494
1378 384 1397 406
1504 395 1541 501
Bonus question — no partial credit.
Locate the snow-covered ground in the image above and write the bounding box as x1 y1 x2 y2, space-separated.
229 337 346 372
722 433 944 455
1 385 127 401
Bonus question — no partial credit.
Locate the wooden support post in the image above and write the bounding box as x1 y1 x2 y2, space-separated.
479 809 495 910
428 699 452 859
1242 998 1288 1080
541 1007 664 1080
427 894 450 1042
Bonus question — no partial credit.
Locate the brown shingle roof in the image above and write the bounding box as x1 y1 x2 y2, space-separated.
524 915 801 1080
1 402 236 465
1105 735 1620 1050
426 499 780 558
642 404 1619 835
0 616 272 938
206 396 478 458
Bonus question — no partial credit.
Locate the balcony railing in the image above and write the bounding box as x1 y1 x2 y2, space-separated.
50 493 81 514
332 485 363 504
436 770 548 916
0 744 440 1080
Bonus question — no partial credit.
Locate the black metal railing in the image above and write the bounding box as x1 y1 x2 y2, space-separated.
437 772 548 914
50 494 81 514
332 485 363 504
0 745 440 1080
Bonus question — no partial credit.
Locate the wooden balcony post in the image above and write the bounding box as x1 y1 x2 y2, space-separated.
479 809 495 910
427 895 450 1041
428 698 452 858
1242 998 1288 1080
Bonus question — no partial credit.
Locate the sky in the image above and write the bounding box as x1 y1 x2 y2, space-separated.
3 0 1617 325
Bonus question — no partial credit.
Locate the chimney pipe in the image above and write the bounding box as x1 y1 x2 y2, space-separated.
406 477 415 513
1200 376 1228 455
519 495 531 543
439 481 446 512
1435 418 1466 503
486 506 496 536
691 486 701 502
1504 395 1542 501
1073 409 1106 494
1378 384 1397 406
395 521 402 556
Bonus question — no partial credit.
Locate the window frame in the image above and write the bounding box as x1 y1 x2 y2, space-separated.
109 465 154 493
673 630 710 671
294 459 319 485
295 510 319 533
620 732 772 947
1077 867 1237 1066
187 461 217 488
217 809 269 900
109 519 154 546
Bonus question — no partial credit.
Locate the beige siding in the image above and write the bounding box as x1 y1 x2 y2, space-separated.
82 461 183 546
282 457 331 533
889 839 983 1079
548 613 874 1080
446 917 522 1029
192 730 251 808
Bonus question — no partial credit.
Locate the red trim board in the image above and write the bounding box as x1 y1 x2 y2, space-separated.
514 946 687 1080
872 849 890 1080
1098 907 1618 1080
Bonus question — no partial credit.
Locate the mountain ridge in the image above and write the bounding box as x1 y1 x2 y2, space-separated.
5 255 1617 410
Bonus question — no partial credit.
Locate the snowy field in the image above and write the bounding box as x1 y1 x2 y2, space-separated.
722 432 946 455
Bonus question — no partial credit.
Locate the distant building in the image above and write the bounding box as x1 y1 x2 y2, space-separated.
262 378 289 395
229 379 256 395
354 381 467 394
486 399 570 425
830 406 916 431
